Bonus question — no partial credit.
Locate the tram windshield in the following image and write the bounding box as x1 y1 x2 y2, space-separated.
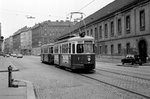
77 44 94 53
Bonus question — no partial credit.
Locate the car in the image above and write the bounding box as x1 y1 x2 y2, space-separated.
121 54 143 65
0 52 5 57
16 54 23 58
12 54 17 57
5 54 10 57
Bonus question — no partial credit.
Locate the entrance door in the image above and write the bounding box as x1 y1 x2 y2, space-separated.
138 39 147 63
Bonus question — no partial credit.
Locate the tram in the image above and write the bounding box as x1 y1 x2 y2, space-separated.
53 35 95 71
41 35 95 71
41 43 54 64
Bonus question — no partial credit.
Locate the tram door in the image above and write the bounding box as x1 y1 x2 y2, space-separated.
138 40 147 63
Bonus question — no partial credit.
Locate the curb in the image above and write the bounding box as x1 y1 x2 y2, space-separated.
14 79 36 99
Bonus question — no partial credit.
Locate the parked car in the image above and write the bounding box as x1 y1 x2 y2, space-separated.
12 54 17 57
0 52 5 57
17 54 23 58
5 54 10 57
121 54 143 65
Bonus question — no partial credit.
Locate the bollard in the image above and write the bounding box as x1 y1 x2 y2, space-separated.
8 65 13 87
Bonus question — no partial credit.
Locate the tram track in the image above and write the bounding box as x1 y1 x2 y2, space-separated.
96 68 150 81
78 70 150 99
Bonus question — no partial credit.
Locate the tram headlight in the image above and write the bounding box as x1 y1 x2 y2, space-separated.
87 56 91 61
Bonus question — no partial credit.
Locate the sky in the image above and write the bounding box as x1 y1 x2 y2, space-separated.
0 0 114 38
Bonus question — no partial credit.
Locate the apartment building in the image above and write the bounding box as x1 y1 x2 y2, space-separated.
20 28 32 55
31 20 72 55
4 36 13 54
12 26 28 54
0 23 4 53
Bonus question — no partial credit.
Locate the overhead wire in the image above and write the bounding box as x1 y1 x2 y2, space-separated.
76 0 96 36
1 0 96 20
78 0 96 11
0 8 66 19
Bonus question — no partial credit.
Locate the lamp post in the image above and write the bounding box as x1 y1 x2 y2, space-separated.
0 36 4 53
38 41 42 47
38 41 42 56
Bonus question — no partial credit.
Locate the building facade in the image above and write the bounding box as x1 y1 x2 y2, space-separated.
20 28 32 55
12 26 28 54
4 38 9 54
12 33 21 54
4 36 13 54
93 0 150 63
0 23 4 54
31 20 72 55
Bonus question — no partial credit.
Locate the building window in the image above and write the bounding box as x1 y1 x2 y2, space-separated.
105 45 107 54
90 29 93 37
99 46 102 54
87 30 89 36
99 26 102 39
111 44 114 55
126 43 130 54
104 24 108 38
110 21 114 37
117 18 122 35
126 15 130 33
140 10 145 31
118 44 121 54
95 27 98 40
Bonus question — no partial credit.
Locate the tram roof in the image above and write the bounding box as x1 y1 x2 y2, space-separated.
68 36 94 41
41 43 54 47
54 36 94 45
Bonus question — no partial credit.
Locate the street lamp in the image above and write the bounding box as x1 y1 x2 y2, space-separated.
0 36 4 53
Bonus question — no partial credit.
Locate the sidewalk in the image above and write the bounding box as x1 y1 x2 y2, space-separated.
0 56 35 99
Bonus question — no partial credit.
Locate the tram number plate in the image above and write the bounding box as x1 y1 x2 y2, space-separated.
84 41 92 44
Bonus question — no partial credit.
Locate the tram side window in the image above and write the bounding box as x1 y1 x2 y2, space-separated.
62 44 68 53
49 47 53 53
51 47 53 53
93 44 95 53
62 45 64 53
72 44 75 54
49 48 51 54
60 46 61 53
44 48 48 53
41 48 43 54
69 43 71 53
77 44 84 53
54 46 58 53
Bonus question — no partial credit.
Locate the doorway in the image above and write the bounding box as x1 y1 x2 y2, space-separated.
138 39 147 63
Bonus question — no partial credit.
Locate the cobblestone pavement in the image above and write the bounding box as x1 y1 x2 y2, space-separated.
82 69 150 98
96 61 150 80
8 56 150 99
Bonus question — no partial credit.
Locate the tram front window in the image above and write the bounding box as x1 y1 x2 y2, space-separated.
77 44 84 53
77 44 94 53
